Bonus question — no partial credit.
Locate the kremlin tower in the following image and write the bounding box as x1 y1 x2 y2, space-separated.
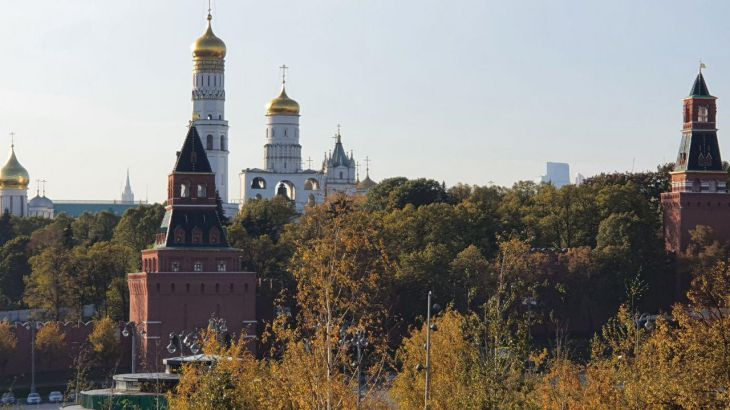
662 68 730 252
128 125 256 367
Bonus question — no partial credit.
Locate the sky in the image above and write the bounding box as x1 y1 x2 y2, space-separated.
2 1 730 203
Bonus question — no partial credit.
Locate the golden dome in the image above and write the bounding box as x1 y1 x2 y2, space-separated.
191 14 226 59
266 86 300 116
0 146 29 190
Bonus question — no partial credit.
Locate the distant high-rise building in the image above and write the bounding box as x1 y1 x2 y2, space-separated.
541 162 570 188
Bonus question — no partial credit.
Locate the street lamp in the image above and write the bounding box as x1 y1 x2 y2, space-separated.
339 327 369 407
19 320 44 394
122 321 146 373
167 331 201 361
416 291 441 410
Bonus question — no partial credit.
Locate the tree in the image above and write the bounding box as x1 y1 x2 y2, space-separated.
89 316 120 367
0 210 15 247
75 241 135 318
0 236 31 309
24 248 78 320
112 204 165 256
449 245 491 311
0 321 17 374
35 322 66 367
72 211 120 246
365 177 449 211
230 196 297 241
392 309 484 409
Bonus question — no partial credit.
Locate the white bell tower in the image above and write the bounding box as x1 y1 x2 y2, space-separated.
191 10 229 204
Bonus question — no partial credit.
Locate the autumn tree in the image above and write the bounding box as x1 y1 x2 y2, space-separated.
112 204 165 256
89 316 120 367
0 321 17 373
35 322 67 367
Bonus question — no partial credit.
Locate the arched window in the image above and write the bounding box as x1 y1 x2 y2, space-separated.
206 135 213 150
692 179 701 192
339 171 343 179
255 194 262 200
171 283 175 293
180 183 190 198
197 184 207 198
251 177 266 189
192 227 203 244
200 283 205 293
698 106 709 123
171 261 180 272
174 226 185 244
210 227 220 244
304 178 320 190
217 261 227 272
215 283 220 293
194 261 203 272
220 136 226 151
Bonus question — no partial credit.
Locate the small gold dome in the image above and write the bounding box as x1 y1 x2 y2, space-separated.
191 14 226 59
266 86 300 116
0 146 29 190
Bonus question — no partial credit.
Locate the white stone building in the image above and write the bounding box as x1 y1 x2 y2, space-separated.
190 12 237 217
239 75 372 212
0 144 29 217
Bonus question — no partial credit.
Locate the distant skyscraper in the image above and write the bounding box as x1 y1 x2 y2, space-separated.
541 162 570 188
121 169 134 203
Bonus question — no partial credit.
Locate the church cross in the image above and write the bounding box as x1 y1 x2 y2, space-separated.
364 156 372 174
280 64 289 84
9 131 14 147
40 179 47 196
307 156 313 169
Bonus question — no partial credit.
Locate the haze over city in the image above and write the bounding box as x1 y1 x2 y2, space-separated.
1 0 730 201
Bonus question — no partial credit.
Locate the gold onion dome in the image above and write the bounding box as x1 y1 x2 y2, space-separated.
266 86 300 116
191 14 226 59
0 146 29 189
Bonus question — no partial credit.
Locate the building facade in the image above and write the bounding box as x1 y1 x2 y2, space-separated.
661 69 730 252
128 125 256 367
240 77 372 211
540 162 571 188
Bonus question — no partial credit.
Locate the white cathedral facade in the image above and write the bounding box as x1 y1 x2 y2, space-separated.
187 13 377 212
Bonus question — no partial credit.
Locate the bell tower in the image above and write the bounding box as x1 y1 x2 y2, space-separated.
662 67 730 252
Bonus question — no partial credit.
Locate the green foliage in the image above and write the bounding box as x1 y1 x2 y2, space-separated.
72 211 120 246
112 204 165 255
0 211 15 247
365 177 450 211
24 247 79 320
0 236 31 309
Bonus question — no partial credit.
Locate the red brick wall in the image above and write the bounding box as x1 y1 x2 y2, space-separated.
662 191 730 252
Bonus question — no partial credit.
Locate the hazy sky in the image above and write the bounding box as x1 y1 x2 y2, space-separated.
2 0 730 202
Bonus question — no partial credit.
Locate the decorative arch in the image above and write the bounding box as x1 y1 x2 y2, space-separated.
206 135 214 150
251 177 267 189
180 181 191 198
276 180 296 200
304 178 320 190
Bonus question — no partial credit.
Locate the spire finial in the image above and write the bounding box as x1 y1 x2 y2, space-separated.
279 64 289 85
35 179 40 196
364 156 371 177
699 59 706 74
207 0 212 20
9 131 14 149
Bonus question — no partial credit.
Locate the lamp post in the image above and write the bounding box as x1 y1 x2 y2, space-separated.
353 331 368 407
167 331 200 361
416 292 440 410
122 321 146 373
21 320 43 394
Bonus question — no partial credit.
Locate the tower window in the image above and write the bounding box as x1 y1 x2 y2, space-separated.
207 135 213 150
698 106 709 122
180 183 190 198
220 136 226 150
217 261 227 272
197 184 207 197
194 261 203 272
171 261 180 272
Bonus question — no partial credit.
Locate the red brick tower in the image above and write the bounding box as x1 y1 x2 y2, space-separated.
662 69 730 252
128 125 255 368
